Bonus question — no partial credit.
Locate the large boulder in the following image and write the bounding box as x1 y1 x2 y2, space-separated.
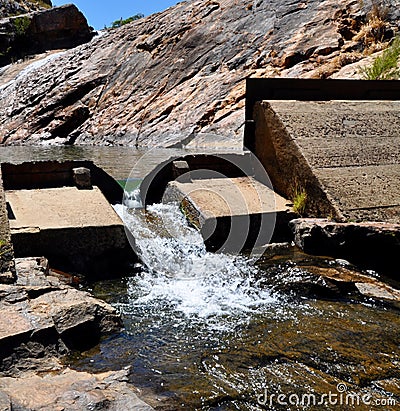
0 4 94 66
290 218 400 276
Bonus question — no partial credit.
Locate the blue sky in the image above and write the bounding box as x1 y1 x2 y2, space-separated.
53 1 180 29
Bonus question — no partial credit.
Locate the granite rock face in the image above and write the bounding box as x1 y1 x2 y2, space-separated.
0 4 94 66
0 0 398 147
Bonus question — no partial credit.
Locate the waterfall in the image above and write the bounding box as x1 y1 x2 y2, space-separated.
113 192 277 327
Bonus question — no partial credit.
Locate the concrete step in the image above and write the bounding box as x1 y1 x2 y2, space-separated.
6 186 129 275
164 176 296 254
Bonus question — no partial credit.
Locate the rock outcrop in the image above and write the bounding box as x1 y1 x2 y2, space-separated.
290 218 400 276
0 366 154 410
0 257 155 409
0 0 398 146
0 257 122 376
0 0 51 18
0 4 94 66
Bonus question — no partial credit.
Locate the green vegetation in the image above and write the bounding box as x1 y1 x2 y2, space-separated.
110 14 144 29
360 37 400 79
0 239 11 257
13 15 31 37
292 187 307 215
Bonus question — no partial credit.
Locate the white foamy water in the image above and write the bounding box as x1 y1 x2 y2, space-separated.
114 196 277 324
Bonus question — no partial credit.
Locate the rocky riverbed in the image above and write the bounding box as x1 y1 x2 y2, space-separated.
0 257 154 410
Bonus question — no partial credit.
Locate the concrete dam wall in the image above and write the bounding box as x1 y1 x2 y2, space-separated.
245 78 400 224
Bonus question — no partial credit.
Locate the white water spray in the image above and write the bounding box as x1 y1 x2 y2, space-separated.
114 193 277 325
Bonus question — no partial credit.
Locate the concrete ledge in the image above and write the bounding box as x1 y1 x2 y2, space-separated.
253 100 400 223
140 153 254 206
165 176 296 252
1 161 135 276
6 186 129 275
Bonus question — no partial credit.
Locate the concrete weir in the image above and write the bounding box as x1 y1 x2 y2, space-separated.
243 78 400 275
245 78 400 223
141 153 296 252
165 176 294 252
253 100 400 222
1 161 132 275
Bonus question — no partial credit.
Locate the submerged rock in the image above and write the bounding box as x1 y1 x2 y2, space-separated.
0 0 398 146
260 247 400 304
0 366 154 410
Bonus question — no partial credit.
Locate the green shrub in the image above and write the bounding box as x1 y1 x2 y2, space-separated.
292 187 307 215
360 37 400 79
13 16 31 37
110 14 144 29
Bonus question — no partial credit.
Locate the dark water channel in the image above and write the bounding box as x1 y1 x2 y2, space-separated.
1 147 399 410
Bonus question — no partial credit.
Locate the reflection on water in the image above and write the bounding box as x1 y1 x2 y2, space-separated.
0 146 188 180
0 145 242 180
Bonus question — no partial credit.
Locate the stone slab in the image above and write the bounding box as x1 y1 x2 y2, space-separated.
167 177 291 218
5 186 131 274
6 186 122 230
165 176 296 251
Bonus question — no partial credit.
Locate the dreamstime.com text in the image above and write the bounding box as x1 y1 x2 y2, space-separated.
257 383 396 407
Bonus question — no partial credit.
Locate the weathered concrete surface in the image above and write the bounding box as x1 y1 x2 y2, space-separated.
253 100 400 223
0 0 399 146
167 177 290 218
165 176 295 251
0 167 15 283
7 186 121 229
1 160 123 205
140 152 255 206
290 218 400 277
6 186 129 273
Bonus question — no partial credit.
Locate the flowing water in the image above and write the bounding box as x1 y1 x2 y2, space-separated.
2 146 400 410
72 199 400 410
